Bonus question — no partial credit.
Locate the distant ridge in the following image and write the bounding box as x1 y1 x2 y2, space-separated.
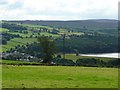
2 19 118 22
4 19 118 29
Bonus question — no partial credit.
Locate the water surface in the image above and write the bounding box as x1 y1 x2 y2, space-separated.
80 53 119 58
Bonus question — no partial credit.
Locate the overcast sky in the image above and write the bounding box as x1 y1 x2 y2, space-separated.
0 0 119 20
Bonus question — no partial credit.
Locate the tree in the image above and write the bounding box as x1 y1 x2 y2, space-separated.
37 36 56 64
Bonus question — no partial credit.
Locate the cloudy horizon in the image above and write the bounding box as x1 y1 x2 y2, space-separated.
0 0 119 20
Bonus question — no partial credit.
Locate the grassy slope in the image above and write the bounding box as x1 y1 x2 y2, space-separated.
1 33 60 52
8 32 31 37
0 28 9 32
1 23 83 52
1 32 60 52
2 66 118 88
1 38 37 52
21 24 52 29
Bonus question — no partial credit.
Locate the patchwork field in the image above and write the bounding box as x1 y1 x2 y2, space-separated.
2 66 118 88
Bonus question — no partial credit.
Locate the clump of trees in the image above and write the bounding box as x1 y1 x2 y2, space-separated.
76 58 105 67
55 33 118 53
37 36 56 64
76 58 119 68
52 58 75 66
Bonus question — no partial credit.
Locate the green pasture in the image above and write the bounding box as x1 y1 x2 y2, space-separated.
2 66 118 88
70 32 84 35
2 38 37 52
40 32 60 37
62 54 115 62
21 24 53 30
8 32 31 37
0 28 9 32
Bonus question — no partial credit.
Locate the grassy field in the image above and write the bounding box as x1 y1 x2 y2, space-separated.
2 65 118 88
63 54 115 62
21 24 52 29
0 28 9 32
8 32 31 37
40 32 60 37
1 38 37 52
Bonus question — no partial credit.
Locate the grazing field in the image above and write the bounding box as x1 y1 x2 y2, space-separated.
40 32 60 37
0 28 9 32
1 38 37 52
63 54 115 62
8 32 31 37
2 65 118 88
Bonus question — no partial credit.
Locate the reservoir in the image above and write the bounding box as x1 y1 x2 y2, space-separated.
79 53 119 58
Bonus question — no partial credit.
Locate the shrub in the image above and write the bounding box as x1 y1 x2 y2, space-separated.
52 58 75 66
107 59 120 67
76 58 105 67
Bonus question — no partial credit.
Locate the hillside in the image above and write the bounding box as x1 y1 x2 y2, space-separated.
1 19 119 65
4 19 118 36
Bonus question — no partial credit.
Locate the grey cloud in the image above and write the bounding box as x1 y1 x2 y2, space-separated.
0 0 8 5
0 0 118 20
0 0 24 10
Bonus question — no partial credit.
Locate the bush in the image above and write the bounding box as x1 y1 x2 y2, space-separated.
52 58 75 66
107 59 120 67
76 58 105 67
56 54 61 58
